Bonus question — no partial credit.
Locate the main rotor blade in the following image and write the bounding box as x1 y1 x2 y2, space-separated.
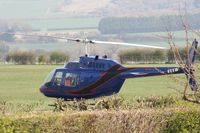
91 40 168 49
0 32 168 49
0 32 80 42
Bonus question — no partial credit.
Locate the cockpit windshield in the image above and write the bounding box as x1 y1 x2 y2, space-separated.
43 69 79 87
43 69 55 84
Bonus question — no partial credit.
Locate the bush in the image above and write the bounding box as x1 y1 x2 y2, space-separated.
49 51 69 64
50 95 126 112
7 50 36 64
0 110 161 133
95 95 125 110
38 54 49 64
118 49 166 64
164 111 200 133
136 95 178 108
118 47 199 64
166 49 175 63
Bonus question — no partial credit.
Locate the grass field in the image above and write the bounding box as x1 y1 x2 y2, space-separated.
0 64 185 105
0 65 58 105
1 64 200 132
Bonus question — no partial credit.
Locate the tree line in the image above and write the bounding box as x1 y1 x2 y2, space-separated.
4 50 69 65
118 48 200 64
98 13 200 34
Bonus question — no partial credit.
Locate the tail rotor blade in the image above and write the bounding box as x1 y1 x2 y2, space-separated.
186 39 198 66
185 39 198 91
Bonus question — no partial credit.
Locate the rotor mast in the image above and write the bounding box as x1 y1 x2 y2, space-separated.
85 42 88 55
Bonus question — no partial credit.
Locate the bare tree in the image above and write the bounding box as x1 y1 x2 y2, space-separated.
164 18 200 103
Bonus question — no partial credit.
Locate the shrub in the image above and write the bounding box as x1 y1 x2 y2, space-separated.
7 50 36 64
50 95 126 112
118 49 166 64
166 49 175 63
49 51 69 64
95 95 125 110
136 95 178 108
38 54 48 64
0 101 7 115
164 111 200 133
0 110 161 133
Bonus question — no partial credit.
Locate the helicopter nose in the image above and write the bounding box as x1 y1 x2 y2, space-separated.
40 85 47 93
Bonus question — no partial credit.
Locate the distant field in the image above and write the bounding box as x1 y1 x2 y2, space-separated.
0 0 60 19
25 17 101 31
0 0 101 31
103 30 197 47
0 64 186 105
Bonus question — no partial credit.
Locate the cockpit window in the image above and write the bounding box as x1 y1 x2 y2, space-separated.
54 71 64 86
43 70 55 84
64 73 78 87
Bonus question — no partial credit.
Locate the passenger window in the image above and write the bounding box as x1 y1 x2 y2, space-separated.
64 73 78 87
54 72 63 86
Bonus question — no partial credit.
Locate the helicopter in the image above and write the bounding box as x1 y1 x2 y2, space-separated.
0 32 198 99
38 37 198 99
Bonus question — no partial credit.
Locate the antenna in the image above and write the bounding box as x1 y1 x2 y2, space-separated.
84 39 88 55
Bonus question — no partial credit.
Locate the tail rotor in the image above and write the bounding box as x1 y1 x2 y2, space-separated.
185 39 198 91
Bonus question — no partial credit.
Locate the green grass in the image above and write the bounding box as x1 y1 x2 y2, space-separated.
0 65 60 105
0 64 186 104
120 64 185 100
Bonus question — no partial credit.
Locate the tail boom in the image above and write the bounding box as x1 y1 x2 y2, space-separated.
119 67 184 79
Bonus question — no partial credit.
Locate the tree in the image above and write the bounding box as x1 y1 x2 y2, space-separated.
152 50 165 63
38 55 47 64
165 27 200 104
50 51 69 64
118 49 166 64
8 50 36 65
166 49 175 63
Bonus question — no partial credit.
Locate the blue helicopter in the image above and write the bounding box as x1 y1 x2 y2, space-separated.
0 32 198 99
38 37 198 100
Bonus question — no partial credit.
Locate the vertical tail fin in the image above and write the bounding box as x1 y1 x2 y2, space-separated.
186 39 198 91
186 39 198 66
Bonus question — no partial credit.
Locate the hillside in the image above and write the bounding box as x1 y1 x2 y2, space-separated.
59 0 200 17
0 0 200 20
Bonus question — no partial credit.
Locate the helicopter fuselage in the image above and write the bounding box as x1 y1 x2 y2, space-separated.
39 55 184 99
